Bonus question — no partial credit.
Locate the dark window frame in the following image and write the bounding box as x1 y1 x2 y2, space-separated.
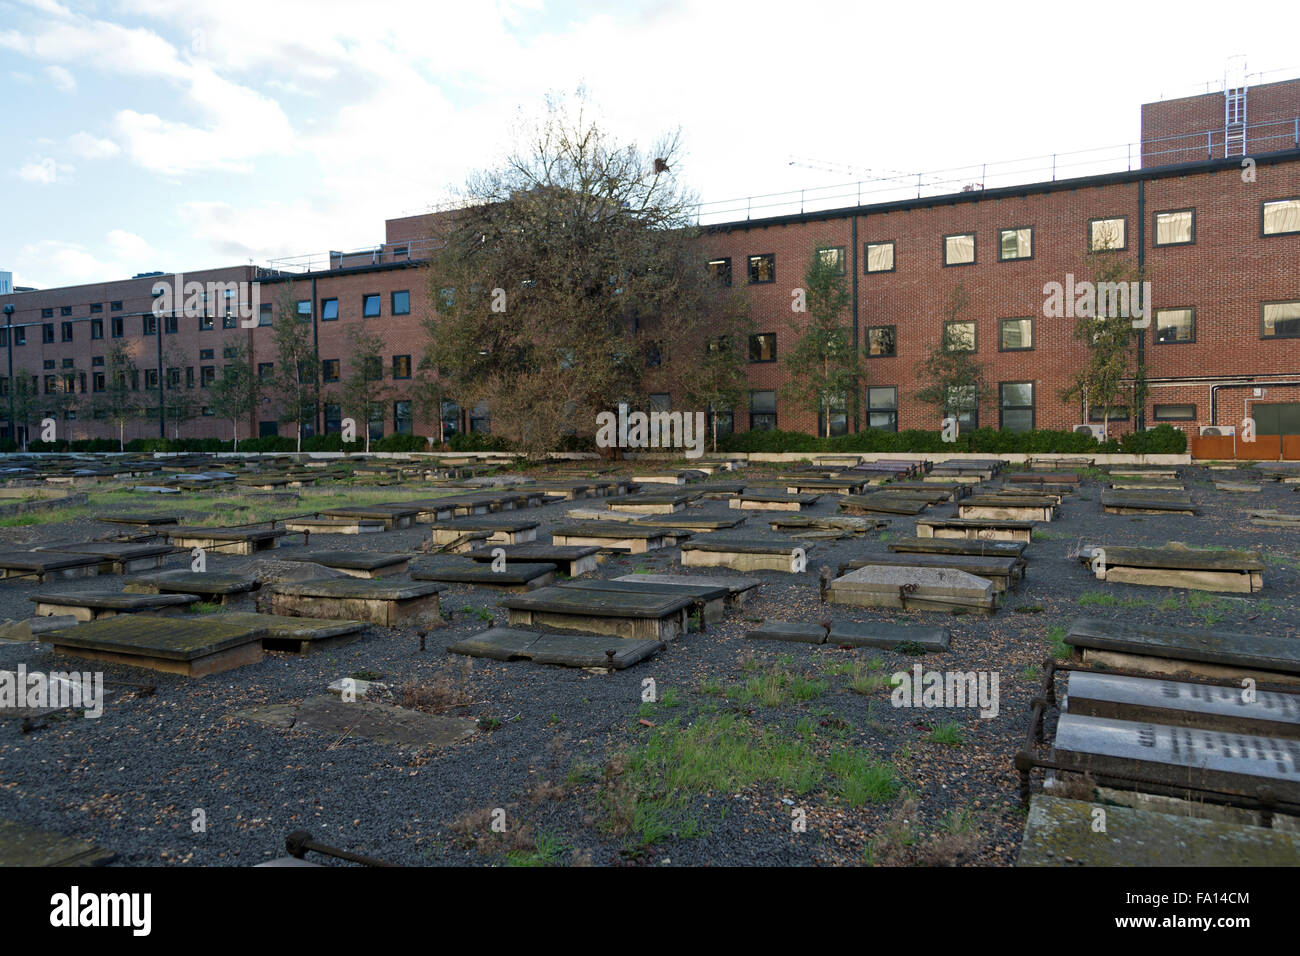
942 232 977 267
999 381 1036 432
747 253 776 285
864 240 896 274
748 332 777 363
1153 207 1196 247
1154 306 1196 344
865 385 899 433
748 389 778 431
998 316 1034 352
1261 197 1300 237
362 293 382 318
1153 403 1197 421
1261 299 1300 340
707 257 732 287
391 290 411 316
321 297 339 321
997 225 1034 262
816 245 847 276
866 325 897 358
1087 215 1129 252
944 320 978 353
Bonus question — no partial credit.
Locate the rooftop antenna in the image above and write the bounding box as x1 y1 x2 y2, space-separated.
1224 55 1248 157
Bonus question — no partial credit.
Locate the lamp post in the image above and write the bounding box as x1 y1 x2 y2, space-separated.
2 304 13 449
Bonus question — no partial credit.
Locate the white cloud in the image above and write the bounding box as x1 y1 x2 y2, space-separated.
67 132 121 159
15 157 71 184
44 63 75 91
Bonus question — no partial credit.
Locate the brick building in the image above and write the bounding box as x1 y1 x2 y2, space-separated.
3 80 1299 448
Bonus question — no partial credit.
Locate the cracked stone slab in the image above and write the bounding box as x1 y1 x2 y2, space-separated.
234 694 476 749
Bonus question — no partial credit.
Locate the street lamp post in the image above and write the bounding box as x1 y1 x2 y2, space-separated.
2 304 13 449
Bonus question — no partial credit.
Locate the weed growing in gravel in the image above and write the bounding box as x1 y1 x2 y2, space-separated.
848 661 891 696
827 750 900 805
1031 530 1067 541
732 666 828 707
507 830 569 867
926 720 965 746
1078 590 1150 609
1045 625 1070 660
187 601 222 614
396 661 474 715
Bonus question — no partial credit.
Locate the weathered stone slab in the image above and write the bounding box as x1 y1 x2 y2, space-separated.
123 570 258 603
425 519 539 546
30 589 199 621
236 694 476 749
826 621 950 652
0 551 103 581
1007 471 1081 484
841 551 1023 592
280 550 410 579
1215 481 1263 493
614 572 761 608
681 537 810 573
631 472 687 486
607 494 688 514
730 491 820 511
782 478 865 494
501 586 691 642
768 515 887 533
839 494 929 516
36 541 172 574
269 579 445 627
448 627 662 669
465 544 600 577
94 513 179 527
219 612 368 654
1065 616 1300 684
282 516 386 535
411 560 556 592
1065 671 1300 739
879 481 969 501
632 515 747 531
914 518 1034 543
745 621 828 644
1084 545 1263 593
40 613 266 676
1052 713 1300 804
888 537 1026 560
168 526 284 555
828 565 996 614
0 818 116 867
1100 490 1197 515
320 505 416 530
558 578 729 623
1017 795 1300 866
550 522 670 553
959 495 1056 522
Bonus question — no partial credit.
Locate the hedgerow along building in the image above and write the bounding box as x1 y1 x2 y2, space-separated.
2 78 1299 456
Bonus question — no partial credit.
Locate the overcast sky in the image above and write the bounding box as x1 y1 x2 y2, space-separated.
3 0 1297 289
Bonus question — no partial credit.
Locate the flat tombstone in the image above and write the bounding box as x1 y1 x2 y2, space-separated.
501 586 692 643
744 621 828 644
94 513 179 527
40 612 266 677
448 627 662 669
558 578 729 623
839 494 928 516
268 578 445 628
828 565 996 614
0 551 102 582
1017 795 1300 867
915 518 1034 543
219 611 368 654
281 551 410 579
168 527 284 556
35 541 173 575
465 544 600 577
614 572 761 609
826 622 950 652
30 589 199 622
1052 713 1300 804
282 517 386 535
843 552 1022 592
123 570 258 603
410 560 556 592
236 695 475 749
0 818 116 867
549 523 669 554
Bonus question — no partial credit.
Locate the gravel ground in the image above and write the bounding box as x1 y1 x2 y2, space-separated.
0 463 1296 867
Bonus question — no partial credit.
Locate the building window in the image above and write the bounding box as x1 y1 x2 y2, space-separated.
91 356 104 367
111 317 124 338
322 359 340 382
297 300 312 320
943 232 976 266
946 385 978 429
1153 403 1196 421
391 291 410 316
865 241 895 274
186 367 195 388
363 294 381 317
199 313 213 331
1154 307 1195 343
367 402 385 440
867 325 896 357
222 310 236 329
708 405 733 438
1154 208 1195 246
818 394 849 437
110 301 122 312
43 359 55 370
649 393 670 413
999 382 1035 432
944 320 977 352
747 254 776 284
14 328 25 346
998 227 1033 261
394 401 413 434
93 372 105 393
321 298 339 321
145 369 159 390
392 354 412 379
199 348 214 360
865 386 898 432
999 317 1033 351
1088 217 1127 251
817 246 846 275
1262 198 1300 236
0 329 6 347
749 390 777 430
40 308 53 319
258 304 273 327
749 332 777 363
1261 300 1300 339
258 363 274 382
168 367 181 389
61 358 74 369
707 258 732 286
201 366 215 387
469 401 490 434
60 306 72 316
201 406 214 417
1089 404 1130 422
165 315 178 334
143 315 158 336
43 375 56 394
324 404 342 434
61 322 73 342
90 303 103 314
644 340 664 367
42 323 55 344
441 400 461 436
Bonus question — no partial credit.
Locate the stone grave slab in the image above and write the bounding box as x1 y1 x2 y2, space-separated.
614 572 760 609
123 569 258 604
1052 713 1300 804
745 621 830 644
1247 509 1300 528
236 694 476 749
1065 671 1300 739
320 505 416 530
1084 545 1263 593
914 518 1034 543
844 550 1023 592
839 494 929 516
828 565 997 614
447 626 662 669
0 551 103 582
131 485 181 494
1100 490 1197 516
0 818 116 867
219 612 368 654
282 516 386 535
631 472 687 486
36 541 173 575
410 559 557 592
280 550 411 579
827 621 951 652
1007 472 1081 485
268 579 445 627
632 515 747 531
729 491 820 511
93 513 179 527
168 526 285 555
40 613 266 676
782 478 865 495
607 494 688 514
1108 478 1186 492
30 589 199 621
958 495 1056 522
500 587 692 642
878 481 969 502
557 578 730 623
887 536 1026 560
550 522 670 554
1017 795 1300 866
1215 481 1263 493
425 519 539 546
465 544 600 577
680 537 811 573
1064 616 1300 685
768 515 888 533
